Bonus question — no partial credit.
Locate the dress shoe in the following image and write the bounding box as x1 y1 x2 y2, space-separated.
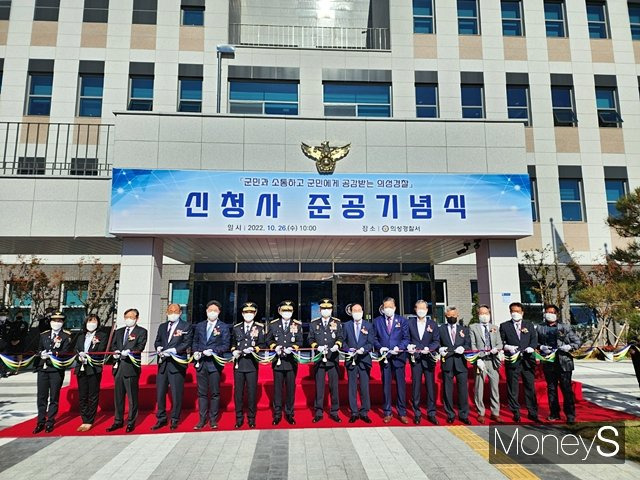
349 415 358 423
170 421 178 430
151 421 167 431
446 416 455 424
45 424 54 433
547 415 561 421
210 422 218 429
285 415 296 425
194 421 207 430
460 417 471 425
427 415 439 425
234 421 244 429
490 414 502 423
513 413 521 423
383 415 392 424
399 416 409 424
312 415 322 423
272 417 281 426
126 424 135 433
106 423 123 432
527 414 540 423
567 417 576 425
477 415 486 424
413 416 421 425
33 423 45 434
360 415 372 424
248 421 256 428
330 414 341 423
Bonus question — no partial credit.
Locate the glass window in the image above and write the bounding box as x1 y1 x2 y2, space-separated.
413 0 434 34
551 85 577 126
586 2 609 39
171 280 190 322
595 86 622 127
605 178 627 218
502 0 524 36
34 0 59 21
181 6 204 26
178 77 202 112
17 157 45 175
0 0 11 21
128 75 153 111
83 0 109 23
458 0 479 34
559 178 585 222
70 157 99 176
64 282 88 306
132 0 156 25
78 74 103 117
544 1 567 37
27 73 53 116
323 83 391 118
630 3 640 40
416 84 438 118
507 84 531 126
461 84 484 118
530 177 539 222
230 80 298 115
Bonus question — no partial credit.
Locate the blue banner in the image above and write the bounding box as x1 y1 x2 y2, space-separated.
109 169 533 237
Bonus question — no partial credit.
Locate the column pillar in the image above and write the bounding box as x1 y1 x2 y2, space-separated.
476 239 521 324
116 237 163 364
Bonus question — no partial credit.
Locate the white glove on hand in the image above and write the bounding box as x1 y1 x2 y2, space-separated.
356 347 365 355
490 347 499 355
242 347 254 354
284 347 293 355
438 347 448 356
422 347 429 354
524 347 534 354
121 349 131 357
504 344 518 354
407 344 416 354
379 347 389 355
454 346 465 355
330 344 340 353
476 358 486 371
156 346 163 354
112 350 121 359
203 349 213 357
232 349 242 359
540 345 551 354
391 346 400 355
78 351 87 358
193 351 202 361
275 345 283 355
40 350 50 360
560 344 572 352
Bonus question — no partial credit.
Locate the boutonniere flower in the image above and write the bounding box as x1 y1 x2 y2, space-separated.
395 323 401 328
361 327 368 335
290 324 298 334
459 330 465 338
329 321 337 331
54 335 61 348
490 327 497 333
427 325 433 333
521 328 528 334
213 327 220 336
250 327 259 338
174 329 184 337
91 336 100 345
316 324 320 330
128 334 136 341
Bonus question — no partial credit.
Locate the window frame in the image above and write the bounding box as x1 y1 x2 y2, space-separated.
559 177 586 222
544 0 568 38
413 0 435 34
501 0 525 37
530 176 540 222
128 75 154 111
457 0 480 35
0 0 11 21
132 0 157 25
415 83 439 118
181 5 204 26
460 83 485 119
322 82 392 118
83 0 109 23
169 280 190 322
630 2 640 40
595 86 623 128
26 72 53 116
604 178 628 218
33 0 60 22
229 79 300 116
506 84 532 126
551 85 578 127
178 76 203 112
77 73 104 118
586 1 610 39
70 157 99 176
17 156 46 175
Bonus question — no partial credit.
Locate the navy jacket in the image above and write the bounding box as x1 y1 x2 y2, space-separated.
154 320 193 374
438 322 471 374
408 317 440 369
342 319 375 369
192 320 231 372
372 314 410 367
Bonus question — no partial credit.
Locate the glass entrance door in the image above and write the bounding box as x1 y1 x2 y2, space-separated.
236 283 267 324
269 282 298 321
336 283 366 322
370 283 400 318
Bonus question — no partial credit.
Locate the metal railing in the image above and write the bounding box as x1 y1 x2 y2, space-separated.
229 24 390 50
0 122 114 177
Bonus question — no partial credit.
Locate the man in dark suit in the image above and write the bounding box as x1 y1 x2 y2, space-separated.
231 302 266 429
308 298 344 423
407 300 440 425
537 304 582 424
152 303 192 430
33 311 72 434
342 303 375 423
499 301 539 422
438 306 471 424
107 308 148 433
192 300 230 430
372 296 410 424
266 300 303 426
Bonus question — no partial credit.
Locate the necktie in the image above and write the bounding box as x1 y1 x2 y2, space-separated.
450 325 456 344
245 325 249 335
386 317 392 334
484 324 491 348
355 322 360 341
283 321 289 332
323 320 328 329
206 322 214 341
124 327 130 343
515 322 521 339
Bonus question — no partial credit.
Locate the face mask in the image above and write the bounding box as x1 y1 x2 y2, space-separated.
416 309 428 319
445 316 457 325
50 321 63 331
0 316 6 322
511 312 523 321
479 314 491 324
320 309 332 318
86 322 98 332
243 313 255 322
383 307 395 317
167 313 180 323
124 318 137 328
281 311 293 320
352 311 363 321
544 313 557 323
207 311 219 321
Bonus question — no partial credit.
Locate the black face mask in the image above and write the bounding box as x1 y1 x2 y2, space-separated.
446 316 458 325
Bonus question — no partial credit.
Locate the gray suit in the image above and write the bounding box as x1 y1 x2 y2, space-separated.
469 322 503 417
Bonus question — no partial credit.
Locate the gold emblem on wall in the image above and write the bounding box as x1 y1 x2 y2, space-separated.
301 141 351 175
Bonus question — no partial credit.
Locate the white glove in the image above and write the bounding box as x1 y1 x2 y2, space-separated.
193 351 202 361
40 350 50 360
284 347 293 355
504 344 518 354
490 347 499 355
317 345 328 354
476 358 486 371
540 345 551 354
156 346 163 354
498 351 505 362
242 347 254 354
112 350 121 359
391 346 400 355
164 348 177 355
330 344 340 353
203 349 213 357
524 347 534 354
438 347 448 356
454 346 464 355
422 347 429 354
560 344 572 352
379 347 389 355
356 347 365 355
407 344 416 354
121 349 131 357
232 349 242 359
78 351 87 358
275 345 283 355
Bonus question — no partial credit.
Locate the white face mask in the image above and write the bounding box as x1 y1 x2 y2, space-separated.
383 307 395 317
511 312 523 321
0 316 7 322
243 313 255 322
50 321 63 331
281 311 293 320
416 309 428 319
86 322 98 332
352 311 363 321
479 314 491 324
167 313 180 323
207 311 219 321
124 318 137 328
320 309 332 318
544 313 557 323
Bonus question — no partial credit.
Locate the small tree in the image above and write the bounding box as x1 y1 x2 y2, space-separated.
607 186 640 266
71 257 119 324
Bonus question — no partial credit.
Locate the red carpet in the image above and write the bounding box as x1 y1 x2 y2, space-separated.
1 363 635 437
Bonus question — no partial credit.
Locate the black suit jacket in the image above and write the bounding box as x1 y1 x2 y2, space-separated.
112 325 148 377
192 320 231 372
342 320 375 369
499 320 537 370
154 320 193 374
438 323 470 374
308 317 344 367
37 330 72 371
231 322 266 372
408 317 440 369
266 319 303 371
74 330 108 376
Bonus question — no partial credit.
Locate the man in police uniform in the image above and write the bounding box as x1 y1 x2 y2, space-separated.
34 311 72 433
308 298 343 423
267 300 302 425
1 308 29 378
536 304 582 424
231 302 266 429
